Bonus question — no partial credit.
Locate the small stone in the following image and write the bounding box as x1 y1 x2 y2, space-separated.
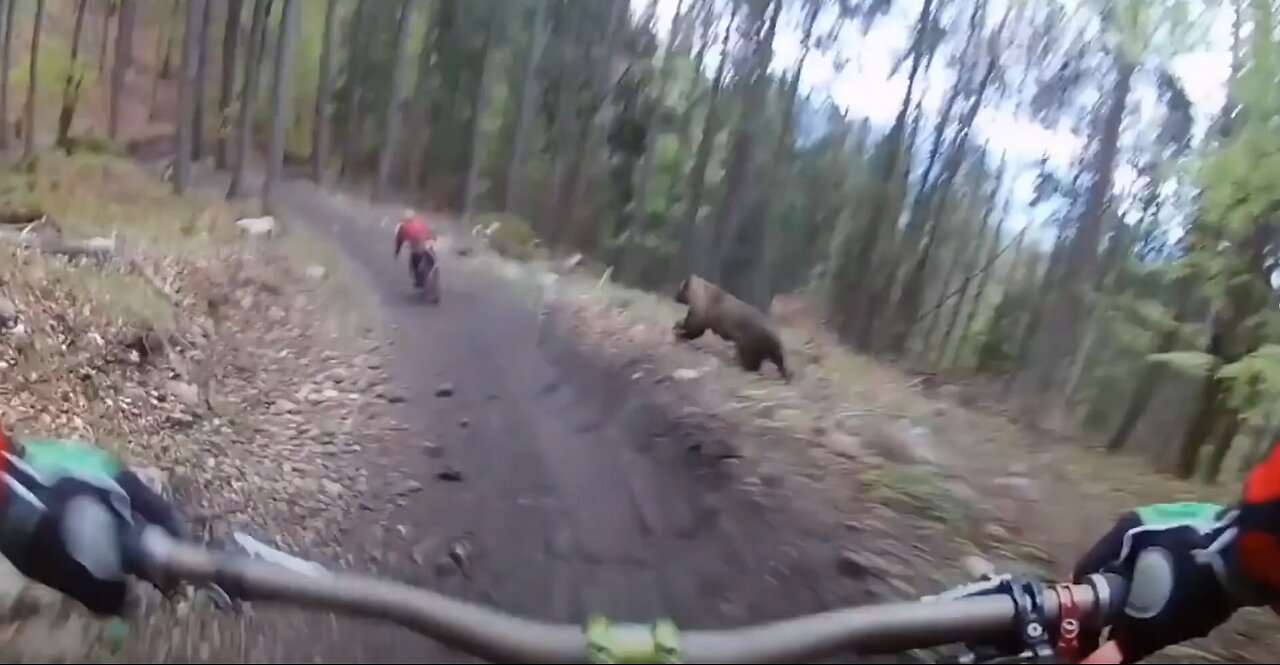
166 380 200 407
397 480 424 496
272 399 299 414
305 265 327 281
0 296 17 329
437 468 464 482
457 418 470 428
672 368 702 381
435 383 455 398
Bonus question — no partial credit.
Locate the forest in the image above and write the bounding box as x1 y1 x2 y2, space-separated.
0 0 1274 483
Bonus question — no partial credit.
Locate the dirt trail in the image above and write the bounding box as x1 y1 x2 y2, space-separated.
253 180 863 663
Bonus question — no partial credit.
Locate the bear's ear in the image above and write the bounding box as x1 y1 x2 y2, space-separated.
675 277 690 300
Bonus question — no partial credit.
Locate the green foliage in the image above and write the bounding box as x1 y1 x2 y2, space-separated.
1148 350 1219 376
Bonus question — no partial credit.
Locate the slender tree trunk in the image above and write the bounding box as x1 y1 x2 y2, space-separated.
1024 56 1135 404
228 0 269 199
505 0 550 217
374 0 413 201
56 0 90 149
624 0 686 246
109 0 135 141
174 0 205 193
404 0 438 192
1106 283 1195 452
311 0 338 184
0 0 13 151
263 0 299 205
679 6 737 274
22 0 45 162
215 0 242 169
98 1 111 74
339 3 365 178
463 15 498 223
191 0 213 160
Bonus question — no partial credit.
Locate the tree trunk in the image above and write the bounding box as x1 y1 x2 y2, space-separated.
0 0 14 151
711 0 782 297
263 0 299 205
311 0 338 184
463 14 498 224
505 0 550 217
623 0 686 254
108 0 135 141
340 2 365 178
1023 56 1135 405
215 0 242 170
97 1 111 74
374 0 413 201
662 2 712 219
191 0 213 160
174 0 204 193
56 0 90 149
403 0 440 193
22 0 45 162
678 6 737 275
228 0 269 199
555 0 628 249
832 0 934 346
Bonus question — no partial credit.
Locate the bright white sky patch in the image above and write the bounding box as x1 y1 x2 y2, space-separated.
634 0 1234 240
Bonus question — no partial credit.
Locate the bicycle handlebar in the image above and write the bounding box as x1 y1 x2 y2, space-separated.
129 526 1128 663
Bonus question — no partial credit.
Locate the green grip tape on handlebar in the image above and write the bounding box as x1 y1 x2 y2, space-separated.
586 616 681 663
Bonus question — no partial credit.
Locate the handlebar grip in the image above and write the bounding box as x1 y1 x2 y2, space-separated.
1090 572 1130 623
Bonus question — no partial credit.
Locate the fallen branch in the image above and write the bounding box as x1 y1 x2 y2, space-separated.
913 227 1027 324
0 229 117 259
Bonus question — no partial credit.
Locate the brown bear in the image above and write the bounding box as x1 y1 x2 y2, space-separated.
673 275 790 382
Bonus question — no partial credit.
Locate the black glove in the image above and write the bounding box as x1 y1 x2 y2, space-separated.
0 440 189 616
1072 508 1241 663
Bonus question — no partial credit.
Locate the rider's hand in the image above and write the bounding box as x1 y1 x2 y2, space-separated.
0 438 189 615
1072 506 1240 663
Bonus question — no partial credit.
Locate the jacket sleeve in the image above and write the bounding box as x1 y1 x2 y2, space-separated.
394 223 405 256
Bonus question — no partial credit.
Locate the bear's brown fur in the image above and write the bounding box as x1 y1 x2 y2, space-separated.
673 275 790 382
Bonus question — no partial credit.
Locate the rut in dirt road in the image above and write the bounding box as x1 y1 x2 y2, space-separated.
226 180 868 663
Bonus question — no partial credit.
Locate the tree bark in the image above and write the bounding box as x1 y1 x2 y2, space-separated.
0 0 14 151
678 5 737 275
97 1 111 74
22 0 45 162
339 2 365 179
505 0 550 217
228 0 269 199
215 0 242 170
108 0 135 141
1023 56 1135 406
191 0 213 160
56 0 89 149
463 13 498 223
263 0 299 205
374 0 413 201
174 0 205 193
311 0 338 184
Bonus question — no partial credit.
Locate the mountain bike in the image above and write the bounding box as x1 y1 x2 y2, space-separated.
409 244 441 304
125 526 1131 664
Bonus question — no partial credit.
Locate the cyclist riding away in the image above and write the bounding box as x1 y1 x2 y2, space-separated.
393 209 438 289
8 412 1280 663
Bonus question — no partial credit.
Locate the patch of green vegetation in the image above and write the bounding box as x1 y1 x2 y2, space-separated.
474 212 540 261
865 465 969 525
0 153 236 248
44 262 175 334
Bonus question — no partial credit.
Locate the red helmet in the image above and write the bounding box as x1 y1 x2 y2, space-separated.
1238 443 1280 590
